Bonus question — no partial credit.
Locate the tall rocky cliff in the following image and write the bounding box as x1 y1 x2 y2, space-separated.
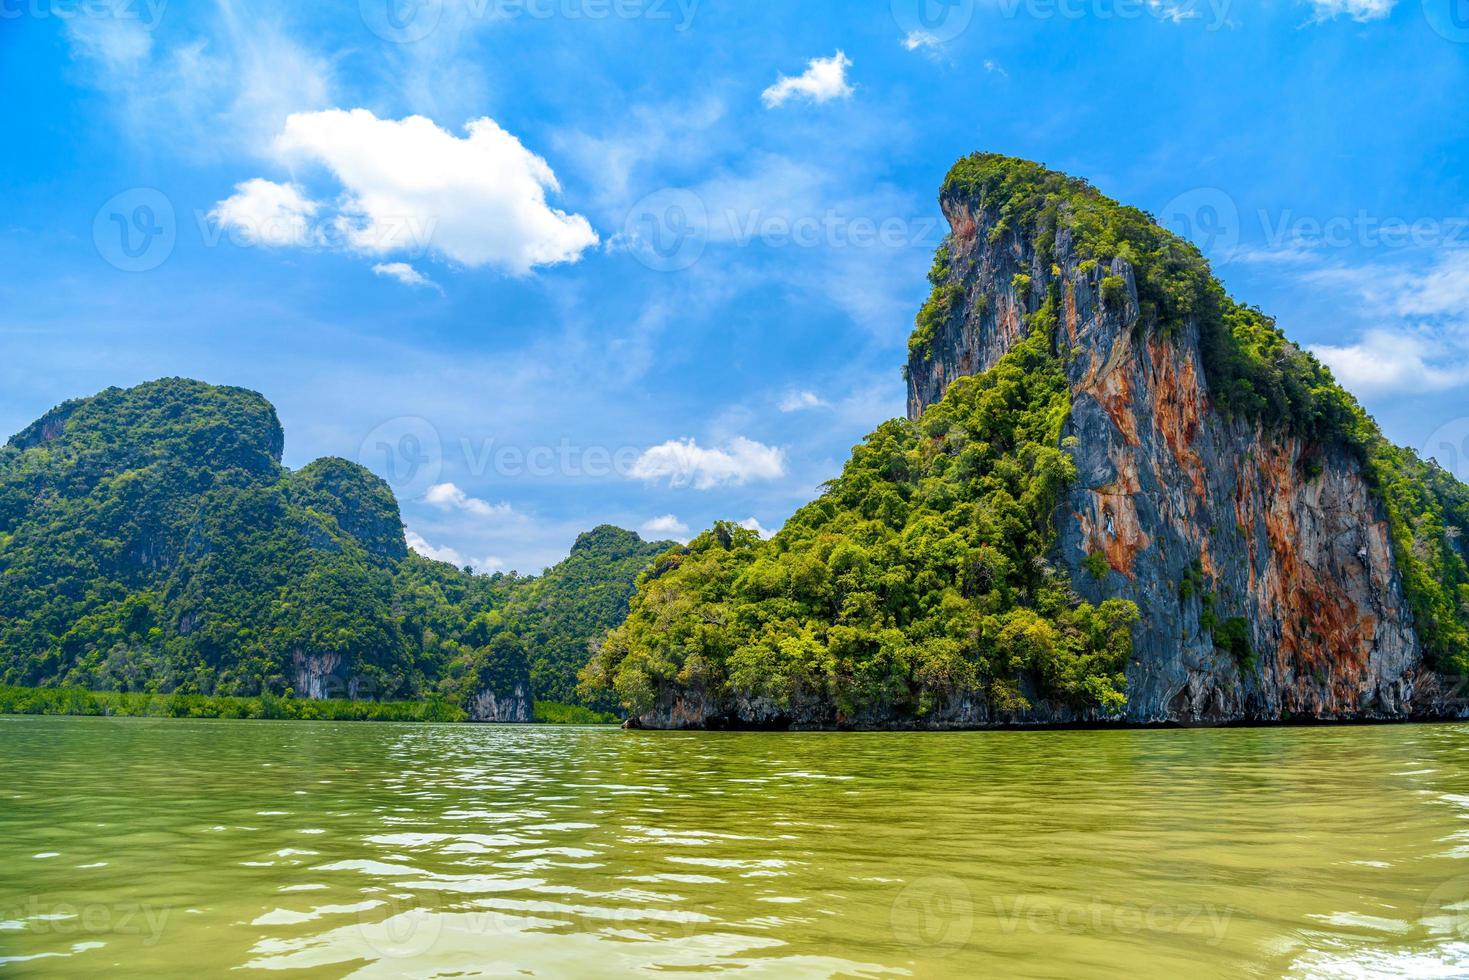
907 157 1463 724
590 153 1469 730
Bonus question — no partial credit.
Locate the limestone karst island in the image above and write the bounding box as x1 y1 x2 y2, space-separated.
5 4 1468 976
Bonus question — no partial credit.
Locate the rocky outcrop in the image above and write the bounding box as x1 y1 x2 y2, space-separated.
466 681 533 723
905 188 1453 725
291 650 359 701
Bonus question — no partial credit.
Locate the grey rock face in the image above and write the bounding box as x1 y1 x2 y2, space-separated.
906 194 1449 725
291 650 359 701
466 681 533 723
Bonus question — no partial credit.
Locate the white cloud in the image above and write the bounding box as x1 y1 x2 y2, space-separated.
270 108 598 274
424 482 512 518
761 51 853 108
209 179 320 248
64 11 153 68
1304 0 1396 20
222 11 334 150
63 8 332 160
405 530 505 573
984 60 1009 77
1286 251 1469 397
1302 250 1469 324
372 262 441 292
629 437 786 490
779 390 828 412
902 31 941 52
641 514 690 539
1311 330 1469 396
1389 253 1469 320
1147 0 1201 23
739 517 773 539
553 96 728 213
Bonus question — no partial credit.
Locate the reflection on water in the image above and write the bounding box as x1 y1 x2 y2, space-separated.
4 716 1469 976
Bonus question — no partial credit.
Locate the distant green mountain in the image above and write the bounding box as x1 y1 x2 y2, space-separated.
477 525 682 709
0 378 670 719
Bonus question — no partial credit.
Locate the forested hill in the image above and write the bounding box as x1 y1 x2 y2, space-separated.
0 378 671 718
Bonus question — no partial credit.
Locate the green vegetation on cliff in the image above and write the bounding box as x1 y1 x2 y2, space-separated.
583 300 1139 724
0 379 667 711
926 152 1469 673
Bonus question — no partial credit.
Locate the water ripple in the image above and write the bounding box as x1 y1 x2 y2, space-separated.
6 717 1469 975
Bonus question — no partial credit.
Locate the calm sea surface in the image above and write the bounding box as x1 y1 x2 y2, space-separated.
5 715 1469 977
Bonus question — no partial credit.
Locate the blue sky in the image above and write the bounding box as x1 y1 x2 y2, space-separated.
1 0 1466 572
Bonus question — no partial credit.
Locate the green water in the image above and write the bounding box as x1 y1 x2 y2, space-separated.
4 717 1469 977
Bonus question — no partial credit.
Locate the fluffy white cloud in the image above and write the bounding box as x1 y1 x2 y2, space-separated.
1305 0 1396 20
739 517 773 539
761 51 853 108
209 179 320 248
268 108 597 274
1289 251 1469 397
629 437 786 490
405 530 504 573
641 514 691 539
779 390 828 412
372 262 441 291
1310 330 1469 396
424 482 512 518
